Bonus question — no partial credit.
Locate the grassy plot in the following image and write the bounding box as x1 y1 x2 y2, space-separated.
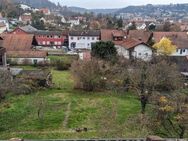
48 55 78 64
0 70 144 139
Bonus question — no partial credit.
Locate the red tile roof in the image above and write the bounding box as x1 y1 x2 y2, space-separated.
128 30 153 43
119 38 150 49
153 32 188 49
101 29 126 41
0 34 35 51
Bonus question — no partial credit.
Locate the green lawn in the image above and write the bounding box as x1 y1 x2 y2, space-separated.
0 69 146 139
48 55 78 64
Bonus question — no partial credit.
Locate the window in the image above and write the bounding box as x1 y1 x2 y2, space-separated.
180 49 183 54
176 49 179 52
71 42 76 48
139 53 141 56
88 43 90 46
145 53 148 57
59 36 61 38
71 37 74 40
47 35 50 38
47 41 50 45
42 41 46 45
83 37 85 39
92 37 95 40
51 35 53 38
88 37 90 40
77 37 80 40
183 49 186 52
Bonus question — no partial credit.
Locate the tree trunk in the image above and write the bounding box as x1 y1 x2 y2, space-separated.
179 125 185 139
141 95 147 114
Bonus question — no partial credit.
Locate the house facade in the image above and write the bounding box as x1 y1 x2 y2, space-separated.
101 29 153 61
69 30 100 50
116 39 153 61
19 13 32 25
39 8 51 15
0 18 10 31
9 26 68 48
34 31 68 47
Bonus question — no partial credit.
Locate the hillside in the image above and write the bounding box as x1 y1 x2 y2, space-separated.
116 3 188 14
68 6 119 14
12 0 57 9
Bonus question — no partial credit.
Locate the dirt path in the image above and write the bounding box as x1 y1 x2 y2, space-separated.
62 102 71 128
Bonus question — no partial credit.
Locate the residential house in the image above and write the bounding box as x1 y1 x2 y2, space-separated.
0 18 9 31
20 4 32 10
19 13 32 25
116 38 153 61
9 25 37 34
67 18 80 27
101 29 153 61
9 25 68 48
34 31 68 47
69 30 100 50
0 22 7 33
39 8 51 15
0 34 48 64
153 32 188 56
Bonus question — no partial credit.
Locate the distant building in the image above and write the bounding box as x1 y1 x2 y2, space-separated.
69 30 100 50
34 31 68 47
67 18 80 27
39 8 51 15
0 22 7 33
19 4 32 10
19 13 32 25
0 18 10 31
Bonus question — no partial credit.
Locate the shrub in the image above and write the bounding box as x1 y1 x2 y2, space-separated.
91 41 117 60
55 60 71 71
71 59 106 91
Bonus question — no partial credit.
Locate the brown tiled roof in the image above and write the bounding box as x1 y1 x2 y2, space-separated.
7 51 47 58
120 38 149 49
112 30 125 37
69 30 100 36
153 32 188 49
101 29 126 41
0 34 35 51
128 30 152 43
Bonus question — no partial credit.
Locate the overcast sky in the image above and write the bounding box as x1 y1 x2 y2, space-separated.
50 0 188 9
